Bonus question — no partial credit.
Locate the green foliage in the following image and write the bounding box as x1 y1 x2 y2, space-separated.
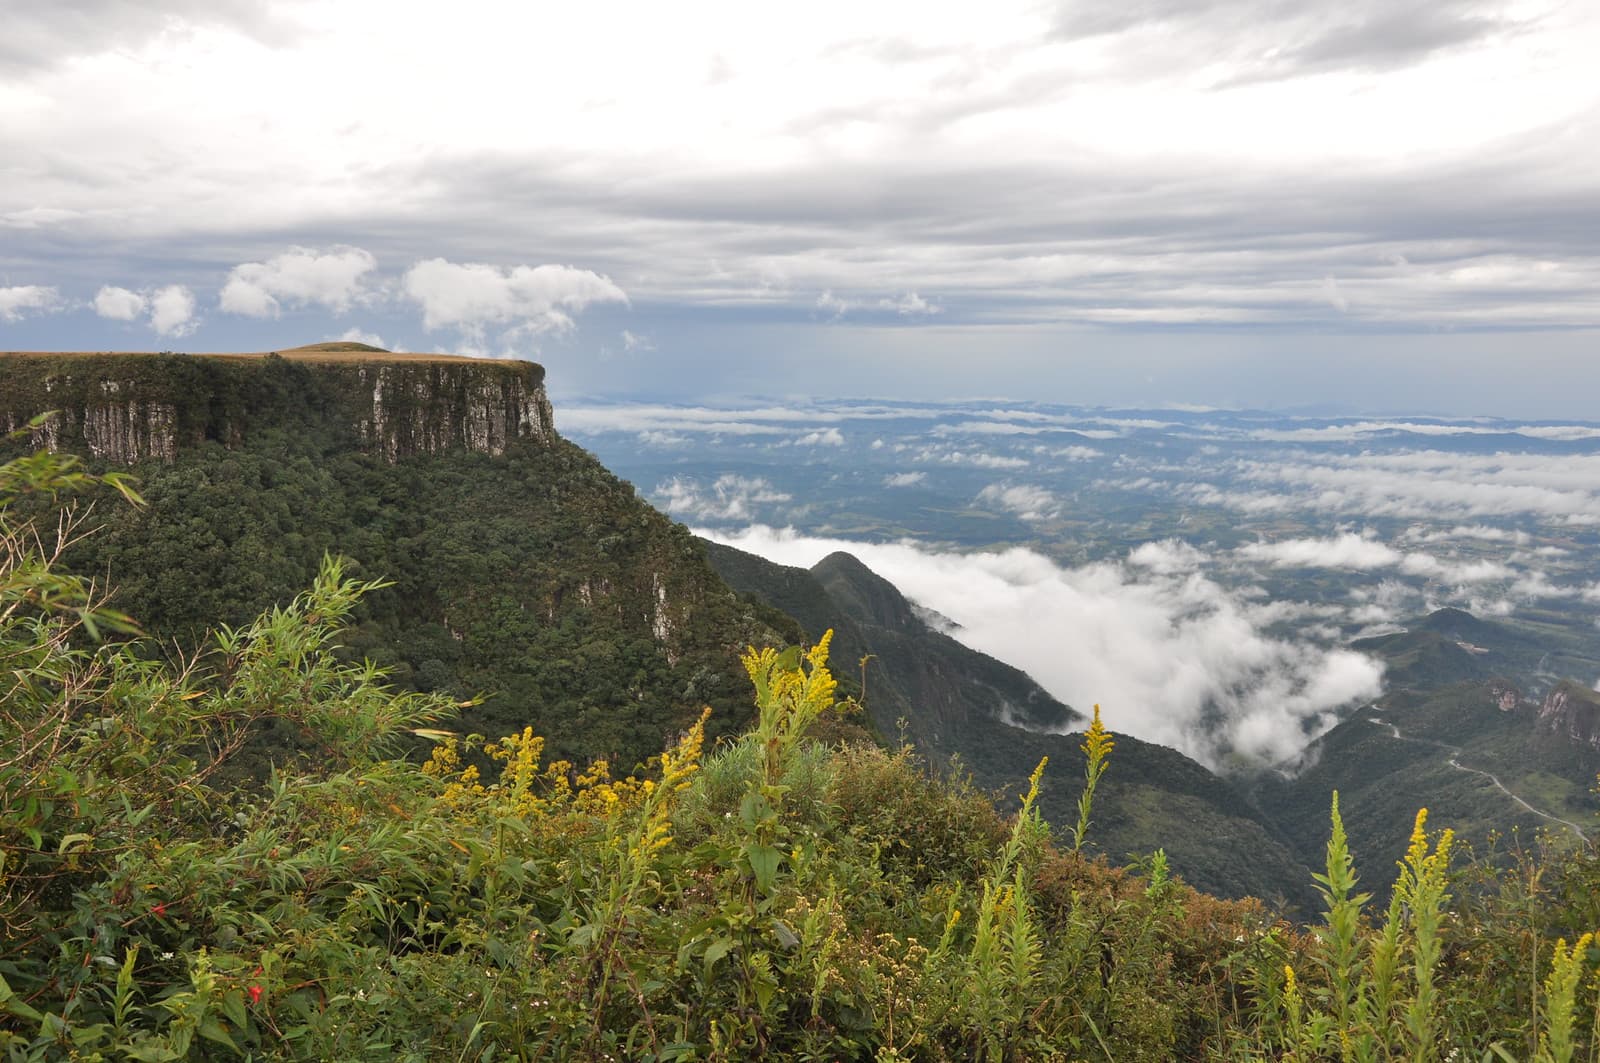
3 449 1600 1061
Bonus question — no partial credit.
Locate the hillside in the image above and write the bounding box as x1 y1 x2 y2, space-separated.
0 351 781 768
1257 610 1600 886
705 540 1318 908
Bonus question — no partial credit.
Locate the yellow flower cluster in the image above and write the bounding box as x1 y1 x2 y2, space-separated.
1082 703 1114 763
742 631 838 733
1400 808 1454 889
421 728 659 822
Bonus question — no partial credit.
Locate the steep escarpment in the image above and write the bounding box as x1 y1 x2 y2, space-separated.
0 351 777 769
0 351 553 464
1537 680 1600 752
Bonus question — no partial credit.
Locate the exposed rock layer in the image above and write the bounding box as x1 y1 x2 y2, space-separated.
1 353 554 464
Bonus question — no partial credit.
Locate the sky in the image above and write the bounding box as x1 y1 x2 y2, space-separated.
3 0 1599 414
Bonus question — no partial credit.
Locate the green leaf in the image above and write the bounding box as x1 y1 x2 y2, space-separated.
745 843 781 894
703 937 735 973
221 989 247 1031
0 972 42 1022
198 1017 239 1052
57 832 93 855
771 918 800 950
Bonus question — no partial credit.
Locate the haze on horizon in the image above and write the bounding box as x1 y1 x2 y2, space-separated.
3 0 1598 416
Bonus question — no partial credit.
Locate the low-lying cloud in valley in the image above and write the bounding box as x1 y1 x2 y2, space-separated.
707 525 1385 771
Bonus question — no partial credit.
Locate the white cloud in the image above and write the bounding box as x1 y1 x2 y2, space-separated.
1321 275 1349 313
792 427 845 446
147 285 197 337
655 475 792 522
0 285 60 322
335 327 388 349
878 291 940 316
1181 450 1600 525
884 471 927 487
706 526 1384 769
1128 538 1207 575
815 290 851 319
403 258 627 336
976 482 1061 521
1237 531 1515 585
1239 532 1402 570
92 282 196 336
220 246 377 318
621 329 653 352
93 286 145 321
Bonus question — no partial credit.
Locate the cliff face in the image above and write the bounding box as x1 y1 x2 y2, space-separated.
0 353 555 464
1535 680 1600 752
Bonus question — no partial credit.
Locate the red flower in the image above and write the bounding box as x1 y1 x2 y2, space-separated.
151 903 167 917
247 984 263 1005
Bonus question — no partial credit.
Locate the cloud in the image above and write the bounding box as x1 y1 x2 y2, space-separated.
1128 538 1207 575
976 482 1061 521
621 329 653 352
146 285 197 337
0 285 60 322
220 246 377 318
1179 451 1600 525
94 283 196 336
334 327 389 349
706 525 1384 769
1053 0 1514 80
909 443 1031 469
0 1 301 76
402 259 627 337
884 471 927 487
93 286 145 321
654 475 792 522
1239 532 1402 570
792 427 845 446
1236 531 1516 584
878 291 941 316
1321 275 1350 313
815 290 851 319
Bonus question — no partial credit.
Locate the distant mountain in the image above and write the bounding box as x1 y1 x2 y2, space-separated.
705 540 1318 908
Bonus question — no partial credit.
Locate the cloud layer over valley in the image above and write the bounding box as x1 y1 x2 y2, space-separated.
707 526 1384 771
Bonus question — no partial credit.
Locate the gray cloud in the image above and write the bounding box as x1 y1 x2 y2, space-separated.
2 0 1596 410
0 0 302 76
1053 0 1514 80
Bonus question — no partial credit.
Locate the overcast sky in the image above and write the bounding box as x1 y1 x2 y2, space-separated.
3 0 1597 414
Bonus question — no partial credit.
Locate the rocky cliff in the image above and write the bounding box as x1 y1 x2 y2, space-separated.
0 348 554 464
1536 679 1600 752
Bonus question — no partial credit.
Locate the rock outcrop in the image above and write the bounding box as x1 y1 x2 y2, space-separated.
1535 680 1600 752
1 351 555 464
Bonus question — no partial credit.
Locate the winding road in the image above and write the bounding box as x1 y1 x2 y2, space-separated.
1367 715 1591 845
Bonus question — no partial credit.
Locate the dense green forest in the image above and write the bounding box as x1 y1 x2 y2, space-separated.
0 354 787 772
4 448 1600 1060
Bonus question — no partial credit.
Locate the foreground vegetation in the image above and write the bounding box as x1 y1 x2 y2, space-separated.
3 447 1599 1060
